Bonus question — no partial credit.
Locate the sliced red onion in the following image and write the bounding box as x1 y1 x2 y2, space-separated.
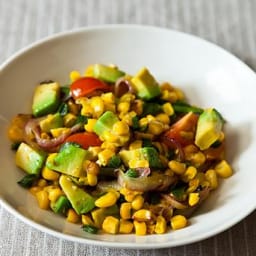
134 167 151 177
163 136 185 161
114 78 134 97
161 194 187 210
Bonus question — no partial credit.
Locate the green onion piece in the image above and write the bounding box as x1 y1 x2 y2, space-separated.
75 115 88 125
82 224 98 234
125 168 139 178
142 102 162 116
107 155 122 168
173 102 203 114
170 186 186 200
58 102 69 116
17 174 38 188
52 195 71 214
131 116 140 130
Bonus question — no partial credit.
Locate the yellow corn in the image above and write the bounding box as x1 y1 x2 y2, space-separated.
139 117 148 128
134 220 147 236
205 169 218 189
113 121 130 135
215 160 233 178
35 190 50 210
131 99 143 115
187 178 200 193
182 166 197 182
120 188 142 203
95 191 118 208
120 202 132 220
48 188 63 202
174 88 185 100
160 82 174 91
188 193 200 206
37 179 47 188
101 92 115 104
132 209 152 222
148 121 164 135
119 93 135 102
129 140 142 150
69 70 81 82
102 216 119 234
100 141 117 151
84 65 94 77
131 195 144 211
101 131 118 143
42 166 60 181
190 152 206 167
168 160 186 175
88 146 102 160
155 113 170 125
84 118 97 132
63 113 77 127
118 102 130 114
50 128 70 138
119 220 134 234
87 173 98 186
66 209 80 223
90 96 104 118
147 223 156 234
81 214 94 226
40 132 50 140
29 186 42 196
170 215 187 230
154 216 167 234
85 161 100 175
162 103 174 116
128 159 149 169
97 149 115 166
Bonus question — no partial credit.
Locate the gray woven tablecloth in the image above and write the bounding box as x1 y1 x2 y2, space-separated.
0 0 256 255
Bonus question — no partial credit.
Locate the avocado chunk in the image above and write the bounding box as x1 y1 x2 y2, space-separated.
93 64 125 83
131 67 161 100
119 147 162 168
59 175 95 214
15 142 46 175
39 112 63 133
195 108 224 150
32 82 61 117
93 111 119 136
46 143 89 177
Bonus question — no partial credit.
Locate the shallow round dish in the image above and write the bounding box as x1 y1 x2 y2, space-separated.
0 25 256 249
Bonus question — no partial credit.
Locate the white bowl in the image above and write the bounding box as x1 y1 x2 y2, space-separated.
0 25 255 249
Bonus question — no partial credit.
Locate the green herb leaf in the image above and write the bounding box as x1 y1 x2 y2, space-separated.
107 155 122 168
131 116 140 130
75 115 88 125
82 224 98 234
142 102 162 116
17 174 38 188
125 168 139 178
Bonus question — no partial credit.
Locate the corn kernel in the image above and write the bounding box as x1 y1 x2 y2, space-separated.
168 160 186 175
215 160 233 178
134 220 147 235
42 166 60 181
132 209 152 222
95 191 118 208
35 190 50 210
155 216 167 234
87 173 98 186
190 152 206 167
102 216 119 234
182 166 197 182
128 159 149 168
66 209 80 223
84 118 97 132
50 128 70 138
81 214 94 226
184 144 199 154
85 161 100 175
120 188 142 202
170 215 187 230
160 82 174 91
162 102 174 116
88 146 102 160
101 92 115 104
113 121 130 135
84 65 94 77
90 96 104 118
97 149 115 166
119 220 134 234
174 88 185 100
156 113 170 125
48 188 63 202
129 140 142 150
187 178 200 193
131 99 143 115
188 193 200 206
119 93 135 102
205 169 218 189
120 202 132 219
148 121 164 135
37 179 47 188
131 195 144 210
70 70 81 82
118 102 130 114
29 186 42 196
139 117 148 128
63 113 77 127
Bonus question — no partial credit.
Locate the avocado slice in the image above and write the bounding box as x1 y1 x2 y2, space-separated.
131 67 161 100
119 147 162 168
93 111 119 136
59 175 95 214
39 112 63 133
46 143 89 177
195 108 224 150
32 82 61 117
15 142 46 175
93 64 125 83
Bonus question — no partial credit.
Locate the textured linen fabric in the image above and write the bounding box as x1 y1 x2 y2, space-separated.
0 0 256 255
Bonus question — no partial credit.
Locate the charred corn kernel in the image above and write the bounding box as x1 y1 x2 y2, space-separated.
215 160 233 178
187 178 200 193
87 174 98 186
168 160 186 175
119 220 134 234
113 121 130 135
90 96 104 118
101 92 115 104
162 102 174 116
156 113 170 125
174 88 185 100
42 166 60 181
29 186 42 196
182 166 197 182
188 193 200 206
97 149 115 166
84 65 94 76
66 209 80 223
129 140 142 150
170 215 187 230
120 188 142 202
35 190 50 209
205 169 218 189
190 152 206 167
40 132 50 140
120 202 132 219
63 113 76 127
95 191 118 208
50 127 70 138
68 99 80 115
184 144 199 154
148 121 164 135
128 159 149 168
131 195 144 210
82 214 94 226
102 216 119 234
37 179 47 188
70 70 81 82
48 188 63 202
195 172 206 183
134 220 147 235
118 102 130 114
155 216 167 234
131 99 143 115
86 161 100 175
132 209 152 222
147 223 156 234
